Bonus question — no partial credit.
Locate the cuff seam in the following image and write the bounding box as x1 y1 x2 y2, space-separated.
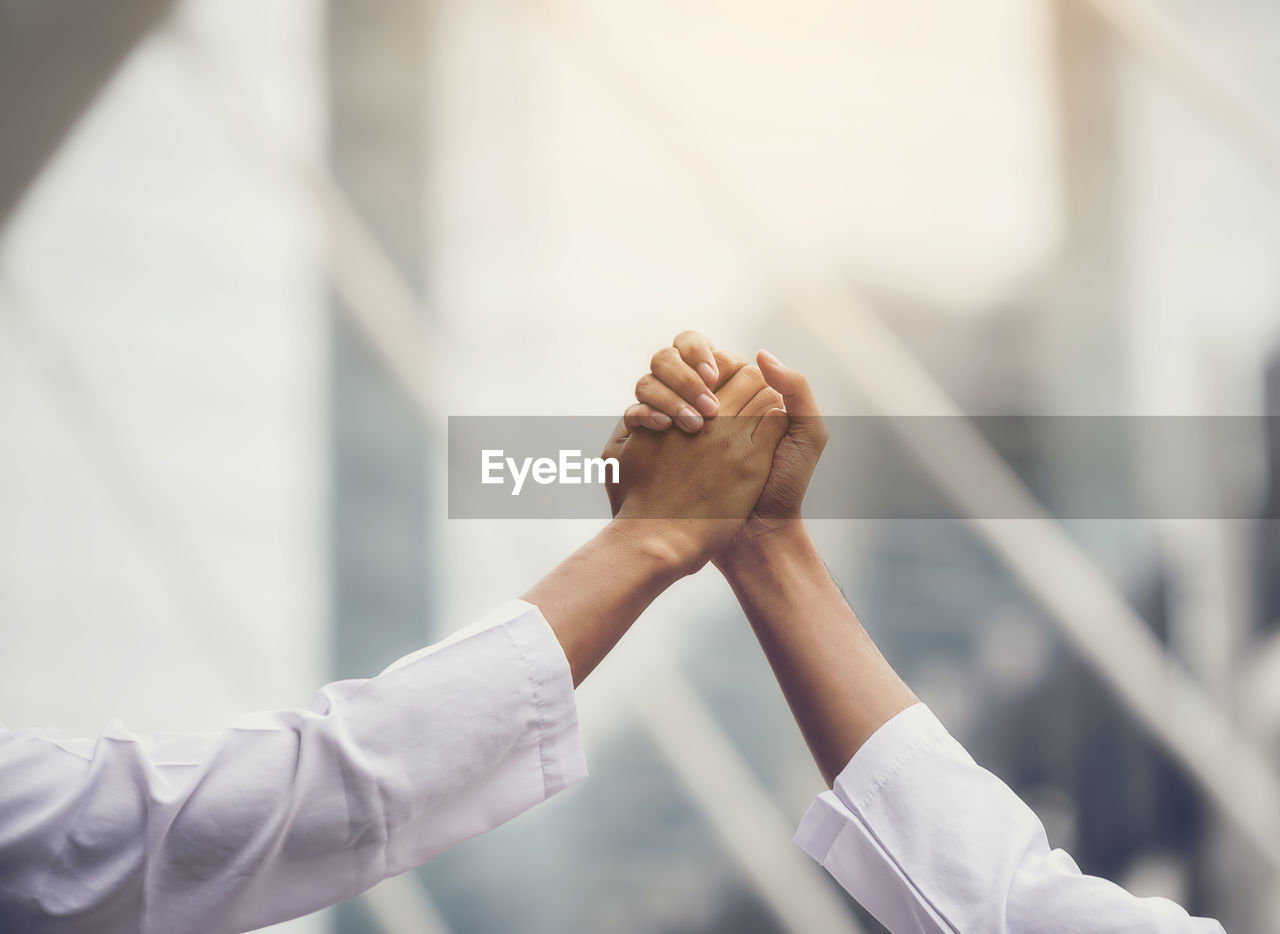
502 604 587 799
830 705 953 815
842 730 944 814
502 613 555 802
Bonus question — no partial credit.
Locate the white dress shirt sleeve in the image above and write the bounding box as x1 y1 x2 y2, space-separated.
794 704 1224 934
0 598 587 934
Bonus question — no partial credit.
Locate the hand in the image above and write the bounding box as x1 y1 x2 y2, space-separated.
601 361 789 575
626 331 829 567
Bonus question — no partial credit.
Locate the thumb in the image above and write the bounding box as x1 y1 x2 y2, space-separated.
757 349 821 417
757 348 828 450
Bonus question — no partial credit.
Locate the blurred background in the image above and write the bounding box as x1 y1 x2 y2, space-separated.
3 0 1280 931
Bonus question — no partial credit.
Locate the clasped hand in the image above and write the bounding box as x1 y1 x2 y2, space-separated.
600 331 829 576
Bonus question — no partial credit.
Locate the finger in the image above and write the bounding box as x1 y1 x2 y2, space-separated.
652 346 718 417
753 406 790 449
601 414 631 462
740 385 785 419
710 349 749 392
601 415 631 517
734 384 788 449
673 330 719 389
636 373 706 432
713 363 768 416
624 402 673 431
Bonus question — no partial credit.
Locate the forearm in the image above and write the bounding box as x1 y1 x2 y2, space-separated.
523 520 688 686
719 524 917 785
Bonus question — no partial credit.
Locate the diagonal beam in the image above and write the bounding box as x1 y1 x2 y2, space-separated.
1240 629 1280 740
0 0 176 229
1079 0 1280 187
166 23 447 440
628 659 867 934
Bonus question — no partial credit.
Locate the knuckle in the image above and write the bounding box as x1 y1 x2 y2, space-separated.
652 346 678 368
636 374 657 398
731 450 758 478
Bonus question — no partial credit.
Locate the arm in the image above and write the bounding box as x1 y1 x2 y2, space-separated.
0 600 585 934
0 361 788 934
725 526 1223 934
634 331 1225 934
631 331 908 778
717 524 917 784
525 522 685 687
790 701 1227 934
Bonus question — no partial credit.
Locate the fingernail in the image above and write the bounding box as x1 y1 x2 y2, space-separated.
651 411 672 427
759 348 782 367
695 392 718 416
697 361 717 386
677 407 703 431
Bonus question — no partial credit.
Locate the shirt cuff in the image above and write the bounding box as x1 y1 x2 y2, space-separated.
383 597 589 801
499 598 590 797
794 703 950 862
792 704 962 929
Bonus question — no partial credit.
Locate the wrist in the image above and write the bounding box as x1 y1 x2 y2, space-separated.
714 518 814 582
599 518 705 583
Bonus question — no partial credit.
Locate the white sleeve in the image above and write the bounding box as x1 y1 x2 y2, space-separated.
0 599 587 934
793 704 1224 934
